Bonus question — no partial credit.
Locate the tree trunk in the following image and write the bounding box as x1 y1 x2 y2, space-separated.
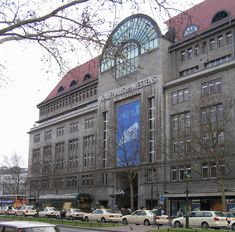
219 177 227 211
130 180 134 212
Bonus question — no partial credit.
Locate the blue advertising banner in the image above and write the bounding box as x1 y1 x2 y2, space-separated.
116 100 141 166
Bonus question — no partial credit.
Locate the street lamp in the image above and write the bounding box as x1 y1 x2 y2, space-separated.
185 171 191 228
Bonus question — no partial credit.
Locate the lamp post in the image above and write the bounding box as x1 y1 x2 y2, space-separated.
185 171 191 228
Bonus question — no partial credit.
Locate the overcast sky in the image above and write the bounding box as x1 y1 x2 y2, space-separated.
0 0 203 167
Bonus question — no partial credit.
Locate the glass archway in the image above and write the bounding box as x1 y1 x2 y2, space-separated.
101 14 161 78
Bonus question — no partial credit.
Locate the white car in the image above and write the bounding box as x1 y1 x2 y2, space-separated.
65 208 86 220
38 207 60 218
229 220 235 230
0 221 60 232
121 209 164 226
172 210 227 229
15 205 37 216
83 209 122 223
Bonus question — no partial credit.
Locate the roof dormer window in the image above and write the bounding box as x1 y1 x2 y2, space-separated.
57 86 64 93
183 24 198 37
83 74 91 81
212 10 229 23
70 80 77 87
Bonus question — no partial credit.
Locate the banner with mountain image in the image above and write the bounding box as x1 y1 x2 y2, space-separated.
116 100 140 166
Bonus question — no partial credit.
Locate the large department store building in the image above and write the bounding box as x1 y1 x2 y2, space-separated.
28 0 235 215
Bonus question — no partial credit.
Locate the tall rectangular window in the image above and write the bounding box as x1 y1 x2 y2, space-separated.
217 35 224 48
187 47 192 59
209 38 215 51
180 50 185 61
44 130 52 140
83 135 95 168
226 31 232 44
33 134 40 143
56 126 64 137
70 122 79 133
149 97 156 163
102 112 108 168
68 139 79 168
202 163 209 179
171 167 177 181
84 117 95 129
55 142 65 170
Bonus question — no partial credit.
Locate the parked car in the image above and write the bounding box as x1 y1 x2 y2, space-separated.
15 205 37 216
65 208 86 220
83 208 122 223
0 206 9 214
0 220 60 232
122 209 167 226
38 207 60 218
151 209 169 225
172 210 227 229
228 220 235 230
223 212 235 223
0 205 16 215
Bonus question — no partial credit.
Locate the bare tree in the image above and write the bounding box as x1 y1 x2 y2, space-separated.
167 95 234 211
2 153 26 194
0 0 198 86
189 95 234 211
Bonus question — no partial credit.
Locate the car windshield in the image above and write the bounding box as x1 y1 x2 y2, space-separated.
23 226 59 232
27 206 36 210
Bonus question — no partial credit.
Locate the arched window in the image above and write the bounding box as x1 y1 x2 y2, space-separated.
183 24 198 37
212 11 229 23
70 80 77 87
58 86 64 93
101 14 161 79
83 74 91 81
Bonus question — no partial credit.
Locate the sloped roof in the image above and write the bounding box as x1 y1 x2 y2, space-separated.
39 56 100 105
165 0 235 41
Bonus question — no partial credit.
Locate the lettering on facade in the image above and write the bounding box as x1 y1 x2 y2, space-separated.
100 76 157 101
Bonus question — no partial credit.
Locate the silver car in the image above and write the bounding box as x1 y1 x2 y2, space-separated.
0 221 60 232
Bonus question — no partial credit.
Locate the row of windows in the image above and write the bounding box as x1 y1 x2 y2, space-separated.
204 54 232 69
171 163 225 181
180 53 231 78
34 119 95 143
40 85 97 116
172 88 190 104
172 78 221 105
171 103 225 156
31 172 109 190
180 31 232 62
32 136 95 174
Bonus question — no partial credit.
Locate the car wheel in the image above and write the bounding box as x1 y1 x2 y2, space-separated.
122 218 128 225
201 222 209 229
84 216 89 222
69 216 73 220
101 217 106 223
174 221 182 228
232 224 235 230
144 219 150 226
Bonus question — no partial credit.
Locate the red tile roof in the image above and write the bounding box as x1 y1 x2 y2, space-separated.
40 56 100 104
165 0 235 41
